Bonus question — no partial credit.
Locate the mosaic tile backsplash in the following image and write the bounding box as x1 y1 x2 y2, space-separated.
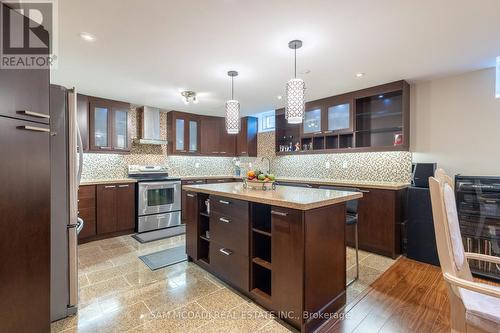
81 113 411 183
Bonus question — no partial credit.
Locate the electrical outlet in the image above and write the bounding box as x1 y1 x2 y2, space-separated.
195 162 200 168
325 161 331 169
342 160 348 169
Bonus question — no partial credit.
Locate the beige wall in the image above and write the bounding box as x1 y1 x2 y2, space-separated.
411 68 500 176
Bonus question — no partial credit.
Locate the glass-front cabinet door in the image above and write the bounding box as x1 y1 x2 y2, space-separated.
188 120 198 152
93 106 109 149
327 102 353 133
175 118 185 152
113 109 128 150
303 108 322 134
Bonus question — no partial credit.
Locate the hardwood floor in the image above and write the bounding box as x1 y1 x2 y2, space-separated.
323 257 451 333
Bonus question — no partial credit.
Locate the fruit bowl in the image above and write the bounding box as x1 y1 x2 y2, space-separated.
243 178 276 191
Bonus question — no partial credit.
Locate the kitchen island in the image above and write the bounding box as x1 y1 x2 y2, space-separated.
182 182 362 332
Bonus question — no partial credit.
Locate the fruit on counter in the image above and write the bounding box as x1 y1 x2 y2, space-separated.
258 174 266 181
247 170 256 179
267 174 275 181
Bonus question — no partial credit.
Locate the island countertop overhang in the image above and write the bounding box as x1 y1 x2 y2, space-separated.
182 182 363 210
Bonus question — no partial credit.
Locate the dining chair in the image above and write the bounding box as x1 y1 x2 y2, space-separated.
429 168 500 333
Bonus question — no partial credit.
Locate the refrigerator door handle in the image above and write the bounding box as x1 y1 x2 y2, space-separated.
76 125 83 185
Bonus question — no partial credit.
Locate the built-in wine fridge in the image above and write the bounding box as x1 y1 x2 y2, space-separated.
455 175 500 281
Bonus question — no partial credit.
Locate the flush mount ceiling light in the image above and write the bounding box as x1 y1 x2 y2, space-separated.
356 72 366 78
225 70 240 134
496 56 499 98
181 91 198 104
285 40 306 124
79 32 96 42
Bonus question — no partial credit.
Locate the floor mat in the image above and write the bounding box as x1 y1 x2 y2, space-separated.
138 245 187 270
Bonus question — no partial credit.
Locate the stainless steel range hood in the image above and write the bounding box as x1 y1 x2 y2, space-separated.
134 106 168 145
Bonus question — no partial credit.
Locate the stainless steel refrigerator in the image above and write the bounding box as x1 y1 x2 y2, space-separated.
50 85 84 321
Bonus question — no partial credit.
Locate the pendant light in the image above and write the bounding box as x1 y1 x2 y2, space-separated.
225 70 240 134
285 40 306 124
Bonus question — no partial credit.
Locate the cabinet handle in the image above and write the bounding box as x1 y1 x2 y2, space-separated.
360 190 370 193
219 200 230 205
271 210 288 217
219 248 233 256
16 125 50 133
219 217 230 223
195 180 204 183
220 151 226 154
17 110 50 119
241 151 247 154
118 184 129 188
187 193 195 197
104 185 116 189
180 150 187 153
212 151 219 154
99 146 112 150
216 179 225 182
324 130 333 134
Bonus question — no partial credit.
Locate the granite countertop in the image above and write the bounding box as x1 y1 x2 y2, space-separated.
80 178 137 186
179 175 237 180
275 177 409 190
183 182 362 210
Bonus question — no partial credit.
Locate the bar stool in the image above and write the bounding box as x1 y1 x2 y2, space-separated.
319 186 361 286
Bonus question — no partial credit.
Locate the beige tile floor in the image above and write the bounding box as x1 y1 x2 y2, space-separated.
51 235 396 333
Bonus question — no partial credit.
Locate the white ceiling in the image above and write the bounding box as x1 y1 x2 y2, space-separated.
51 0 500 116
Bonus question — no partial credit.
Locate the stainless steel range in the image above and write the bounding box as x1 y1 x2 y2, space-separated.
128 165 181 233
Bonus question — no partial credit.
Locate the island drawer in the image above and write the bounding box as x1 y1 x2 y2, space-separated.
210 195 248 219
210 240 249 291
210 211 249 256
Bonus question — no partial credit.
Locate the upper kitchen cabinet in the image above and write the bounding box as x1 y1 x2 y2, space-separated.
167 111 201 155
199 116 236 156
236 116 258 157
275 80 410 155
77 94 89 151
88 97 130 153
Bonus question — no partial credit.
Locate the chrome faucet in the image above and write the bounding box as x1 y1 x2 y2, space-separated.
261 157 271 174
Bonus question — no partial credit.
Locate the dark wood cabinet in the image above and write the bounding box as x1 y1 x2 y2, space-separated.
237 116 258 157
218 118 237 156
116 184 135 231
80 182 135 242
88 97 130 153
346 188 404 258
183 191 198 259
0 117 50 333
276 80 410 155
76 94 90 151
200 116 220 155
167 111 201 155
96 184 118 234
78 185 96 239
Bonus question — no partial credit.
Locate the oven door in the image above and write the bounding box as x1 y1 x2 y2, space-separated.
138 181 181 216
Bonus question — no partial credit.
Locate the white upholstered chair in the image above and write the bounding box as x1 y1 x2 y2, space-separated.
429 169 500 333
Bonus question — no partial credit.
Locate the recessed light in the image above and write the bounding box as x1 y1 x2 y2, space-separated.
355 72 365 78
277 95 283 100
378 95 384 99
79 32 96 42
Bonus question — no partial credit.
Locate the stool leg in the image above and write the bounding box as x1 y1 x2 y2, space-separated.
347 222 359 287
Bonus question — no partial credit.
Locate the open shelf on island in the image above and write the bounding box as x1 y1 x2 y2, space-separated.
252 257 272 270
252 263 272 297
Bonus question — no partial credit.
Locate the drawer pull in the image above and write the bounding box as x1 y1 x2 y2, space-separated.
219 217 230 223
104 185 116 189
219 248 233 256
17 110 50 119
271 210 288 217
118 184 129 188
217 179 225 182
212 151 219 154
220 151 227 154
241 151 247 154
219 200 230 205
186 193 195 197
16 125 50 133
360 190 370 193
195 180 204 183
